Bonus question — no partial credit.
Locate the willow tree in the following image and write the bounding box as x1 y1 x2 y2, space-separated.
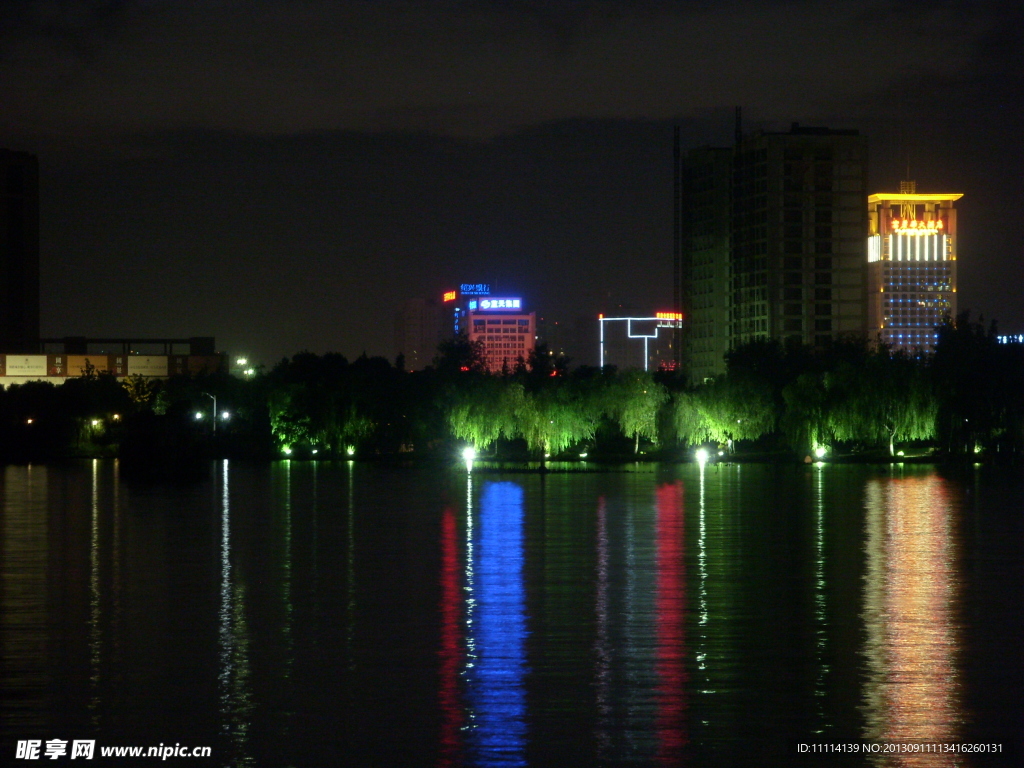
447 376 520 453
516 379 599 466
673 377 775 447
780 372 832 453
604 369 668 453
828 351 936 455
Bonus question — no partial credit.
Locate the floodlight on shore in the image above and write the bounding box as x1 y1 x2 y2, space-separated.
696 448 709 466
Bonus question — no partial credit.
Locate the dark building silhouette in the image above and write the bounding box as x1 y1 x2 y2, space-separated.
676 121 868 383
1 150 40 353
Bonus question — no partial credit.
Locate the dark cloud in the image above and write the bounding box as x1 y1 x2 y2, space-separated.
2 0 1022 364
0 0 1004 139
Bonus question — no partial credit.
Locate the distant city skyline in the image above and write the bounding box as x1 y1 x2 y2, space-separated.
2 1 1021 366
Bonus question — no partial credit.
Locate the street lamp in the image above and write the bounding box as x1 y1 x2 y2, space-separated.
202 392 217 433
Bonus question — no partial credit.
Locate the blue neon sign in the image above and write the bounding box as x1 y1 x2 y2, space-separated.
477 298 522 311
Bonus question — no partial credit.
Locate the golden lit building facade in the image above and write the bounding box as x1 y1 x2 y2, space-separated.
867 186 961 352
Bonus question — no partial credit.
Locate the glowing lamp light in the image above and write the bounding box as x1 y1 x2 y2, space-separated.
579 452 588 459
346 446 356 457
195 412 204 420
312 448 318 455
112 414 121 421
91 420 100 427
462 446 477 462
695 447 709 465
236 357 247 366
221 411 231 420
282 446 292 456
814 446 827 459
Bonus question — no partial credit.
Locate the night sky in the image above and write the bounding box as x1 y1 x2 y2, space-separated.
2 0 1022 367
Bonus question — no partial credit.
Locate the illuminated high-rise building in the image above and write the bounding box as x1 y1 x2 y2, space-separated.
1 149 40 353
867 184 961 352
466 296 535 372
676 122 868 383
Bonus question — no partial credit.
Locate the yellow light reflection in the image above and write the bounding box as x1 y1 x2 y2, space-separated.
862 475 963 766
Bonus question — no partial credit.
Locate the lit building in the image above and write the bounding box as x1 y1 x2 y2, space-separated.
1 337 223 388
466 296 535 372
867 185 961 353
1 149 40 353
599 313 682 371
444 282 492 336
676 121 868 383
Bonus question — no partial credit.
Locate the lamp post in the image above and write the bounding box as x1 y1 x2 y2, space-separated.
203 392 217 434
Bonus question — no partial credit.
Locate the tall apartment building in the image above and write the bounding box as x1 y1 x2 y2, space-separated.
676 145 732 382
677 123 868 383
867 184 961 353
1 150 40 353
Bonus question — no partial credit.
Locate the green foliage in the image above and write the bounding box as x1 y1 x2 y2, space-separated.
603 369 668 452
826 351 936 454
516 379 600 456
447 376 521 448
122 373 157 407
672 377 775 446
266 352 377 453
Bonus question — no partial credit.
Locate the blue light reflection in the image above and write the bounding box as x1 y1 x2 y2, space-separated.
466 481 527 767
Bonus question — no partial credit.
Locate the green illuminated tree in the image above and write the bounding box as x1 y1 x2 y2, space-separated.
827 351 936 455
516 378 600 465
673 377 775 447
447 376 520 451
604 369 668 453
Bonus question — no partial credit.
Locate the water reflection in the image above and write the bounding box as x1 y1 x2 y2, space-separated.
654 481 687 763
465 481 528 767
593 480 688 764
89 460 101 721
218 459 255 766
438 505 464 767
0 465 51 731
862 474 964 766
812 465 828 731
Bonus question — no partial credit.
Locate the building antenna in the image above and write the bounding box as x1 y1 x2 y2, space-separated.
900 156 916 220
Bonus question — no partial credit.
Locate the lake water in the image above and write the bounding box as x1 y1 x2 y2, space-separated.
1 460 1021 767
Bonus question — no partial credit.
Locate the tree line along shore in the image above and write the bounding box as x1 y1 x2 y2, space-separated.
2 313 1021 470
